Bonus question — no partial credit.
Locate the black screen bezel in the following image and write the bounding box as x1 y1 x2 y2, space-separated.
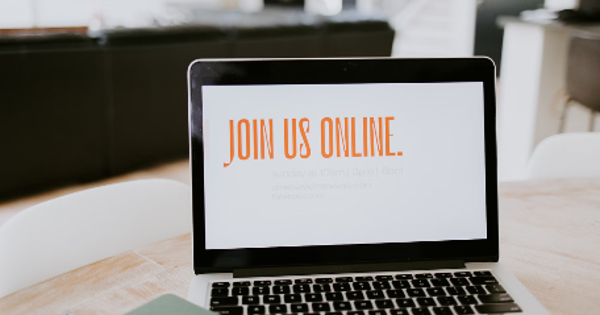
188 58 499 274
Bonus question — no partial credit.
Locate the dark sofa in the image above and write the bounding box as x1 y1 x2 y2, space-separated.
0 33 108 197
0 9 394 198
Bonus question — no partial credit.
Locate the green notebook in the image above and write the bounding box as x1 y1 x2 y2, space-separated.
124 294 216 315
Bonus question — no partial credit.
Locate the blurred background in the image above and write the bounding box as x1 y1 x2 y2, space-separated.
1 0 599 219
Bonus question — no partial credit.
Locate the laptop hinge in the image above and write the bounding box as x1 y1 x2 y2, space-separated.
233 260 465 278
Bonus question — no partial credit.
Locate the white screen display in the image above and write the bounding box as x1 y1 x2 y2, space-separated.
202 83 487 250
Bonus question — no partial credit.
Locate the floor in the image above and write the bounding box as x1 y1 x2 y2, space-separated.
0 159 191 228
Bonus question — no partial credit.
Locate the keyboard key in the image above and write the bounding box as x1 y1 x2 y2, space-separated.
294 284 311 293
411 280 430 288
347 291 365 300
263 295 281 304
305 293 323 302
233 281 251 287
213 282 231 288
231 287 249 296
475 304 522 313
242 296 260 305
295 278 313 284
275 280 293 285
354 300 373 310
333 283 352 291
411 308 431 315
395 274 413 280
211 288 229 297
349 312 365 315
486 284 506 294
369 310 388 315
366 290 385 299
473 270 492 277
450 278 469 286
453 272 472 278
407 289 426 297
334 301 352 311
325 312 342 315
391 281 410 289
414 273 433 279
253 280 271 286
353 282 372 291
375 299 394 308
247 305 265 314
304 293 323 302
336 277 354 283
312 302 331 312
465 286 486 295
436 296 457 306
273 286 290 294
285 294 302 303
426 288 446 297
389 310 409 315
372 281 391 290
386 289 405 298
253 287 270 295
356 276 374 282
446 287 465 296
470 277 498 285
210 306 243 315
326 292 344 301
478 293 514 303
313 284 331 292
312 303 331 312
269 304 288 314
210 297 239 307
432 307 452 315
416 297 436 307
316 278 333 283
430 279 450 287
457 296 477 305
395 298 415 308
376 275 394 281
434 273 452 278
291 303 309 313
453 305 474 314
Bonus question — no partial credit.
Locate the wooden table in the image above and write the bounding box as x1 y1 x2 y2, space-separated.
1 178 600 315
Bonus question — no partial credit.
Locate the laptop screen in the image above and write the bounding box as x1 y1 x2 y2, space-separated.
189 58 498 272
201 82 486 250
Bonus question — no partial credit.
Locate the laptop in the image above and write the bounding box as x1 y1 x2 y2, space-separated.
186 58 549 315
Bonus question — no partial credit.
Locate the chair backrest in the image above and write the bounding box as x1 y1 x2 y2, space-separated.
567 31 600 112
0 179 191 298
526 132 600 180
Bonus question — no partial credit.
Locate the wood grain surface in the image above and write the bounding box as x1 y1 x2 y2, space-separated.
0 27 88 35
1 178 599 315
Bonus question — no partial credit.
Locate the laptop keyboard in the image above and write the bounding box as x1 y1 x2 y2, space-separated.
208 271 522 315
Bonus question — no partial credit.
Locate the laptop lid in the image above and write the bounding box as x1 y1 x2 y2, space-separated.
188 58 498 274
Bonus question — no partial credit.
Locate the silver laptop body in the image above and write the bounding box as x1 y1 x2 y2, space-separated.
186 58 549 315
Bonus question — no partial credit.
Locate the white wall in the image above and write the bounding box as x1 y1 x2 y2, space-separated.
0 0 222 29
545 0 578 10
35 0 96 27
0 0 35 28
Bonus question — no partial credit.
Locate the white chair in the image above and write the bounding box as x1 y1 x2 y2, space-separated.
526 132 600 180
0 179 191 298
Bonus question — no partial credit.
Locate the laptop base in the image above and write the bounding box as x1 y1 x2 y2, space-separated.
188 262 550 314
